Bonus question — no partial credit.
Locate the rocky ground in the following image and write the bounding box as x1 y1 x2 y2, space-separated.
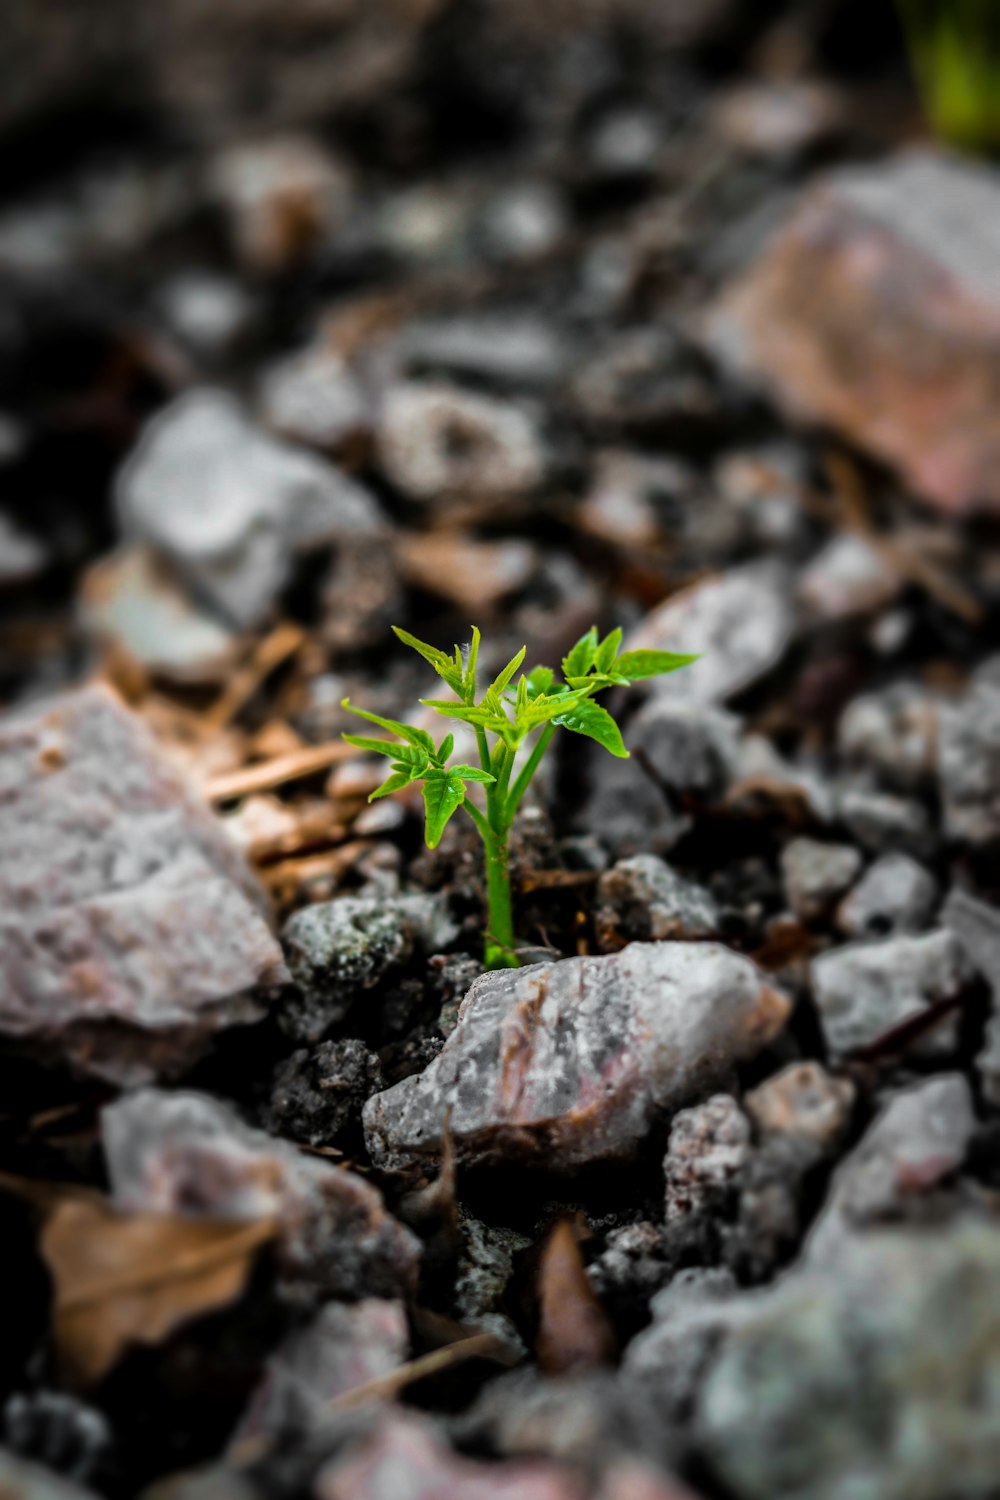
2 2 1000 1497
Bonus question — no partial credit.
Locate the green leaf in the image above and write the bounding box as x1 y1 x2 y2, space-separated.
526 665 555 697
438 733 455 763
343 734 428 767
554 698 629 757
611 650 700 682
422 772 466 848
489 646 527 697
451 765 495 783
562 627 598 679
341 699 435 752
421 699 509 733
594 627 623 674
521 684 589 731
369 770 414 801
462 627 481 702
392 627 465 696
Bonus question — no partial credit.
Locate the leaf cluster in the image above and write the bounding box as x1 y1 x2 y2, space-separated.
342 624 696 848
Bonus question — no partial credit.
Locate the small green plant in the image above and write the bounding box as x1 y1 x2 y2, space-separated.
897 0 1000 150
342 626 696 969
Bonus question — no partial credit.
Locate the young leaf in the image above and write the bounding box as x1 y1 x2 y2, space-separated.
392 627 465 695
341 700 435 752
438 733 455 762
562 627 598 680
462 627 481 701
611 650 700 682
554 698 629 757
421 699 510 734
422 771 466 848
594 627 623 674
343 733 428 766
490 645 527 697
369 770 414 801
451 765 495 783
526 665 555 697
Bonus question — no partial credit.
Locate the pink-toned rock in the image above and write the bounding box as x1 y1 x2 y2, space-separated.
103 1088 420 1304
0 685 287 1084
706 150 1000 515
363 943 790 1172
315 1412 585 1500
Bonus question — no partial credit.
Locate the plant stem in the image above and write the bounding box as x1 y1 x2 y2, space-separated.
483 824 517 969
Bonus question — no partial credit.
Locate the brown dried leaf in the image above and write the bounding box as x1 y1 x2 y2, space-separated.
0 1172 277 1388
535 1219 615 1376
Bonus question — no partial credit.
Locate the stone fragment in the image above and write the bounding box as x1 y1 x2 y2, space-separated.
363 943 790 1172
158 272 254 359
780 838 862 921
279 894 456 1042
263 1038 384 1147
397 315 567 390
0 512 47 586
744 1061 853 1150
810 931 972 1059
663 1095 751 1232
454 1212 532 1349
705 149 1000 515
714 80 844 158
942 887 1000 1106
81 547 239 683
0 685 285 1084
837 681 938 790
258 348 371 453
731 736 835 824
625 562 797 704
837 785 935 859
797 534 902 621
805 1075 975 1264
837 853 938 938
117 389 382 629
396 532 537 613
595 856 720 950
628 698 741 803
623 1267 743 1435
938 665 1000 844
378 382 546 503
235 1298 407 1442
315 1411 584 1500
0 1450 100 1500
697 1221 1000 1500
574 755 689 861
102 1089 420 1304
2 1393 110 1492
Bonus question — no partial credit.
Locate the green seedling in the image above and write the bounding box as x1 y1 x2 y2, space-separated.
342 625 696 969
897 0 1000 151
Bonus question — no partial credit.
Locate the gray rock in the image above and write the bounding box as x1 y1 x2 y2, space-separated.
158 272 254 359
780 838 862 921
624 1267 743 1433
625 560 797 704
210 135 353 273
258 348 371 453
279 894 456 1042
235 1298 407 1441
941 887 1000 1105
837 853 939 938
805 1075 976 1264
0 684 286 1084
628 697 742 802
0 512 47 586
454 1212 532 1351
838 682 938 791
81 546 240 683
117 388 382 628
697 1220 1000 1500
837 785 936 859
733 736 835 824
102 1089 420 1305
798 534 902 621
378 382 546 503
363 942 790 1172
0 1450 101 1500
939 668 1000 844
811 931 973 1059
397 315 567 391
263 1038 384 1147
744 1062 855 1158
664 1094 751 1235
574 753 690 861
595 855 720 950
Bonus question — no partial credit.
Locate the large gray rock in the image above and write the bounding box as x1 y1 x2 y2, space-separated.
696 1220 1000 1500
625 561 797 704
363 943 790 1171
942 887 1000 1105
103 1089 420 1305
811 932 972 1060
939 664 1000 845
0 685 286 1084
705 149 1000 515
117 389 382 629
